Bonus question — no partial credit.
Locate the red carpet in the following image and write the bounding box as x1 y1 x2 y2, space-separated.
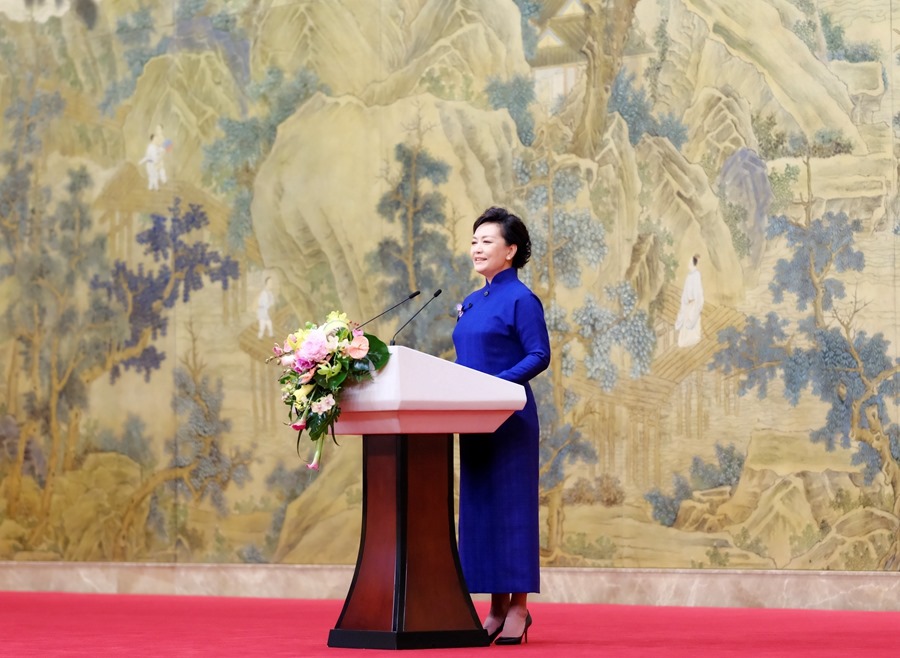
0 591 898 657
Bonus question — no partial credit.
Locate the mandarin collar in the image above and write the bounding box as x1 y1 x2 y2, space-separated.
483 267 518 290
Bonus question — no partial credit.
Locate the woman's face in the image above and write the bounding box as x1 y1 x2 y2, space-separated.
471 222 516 281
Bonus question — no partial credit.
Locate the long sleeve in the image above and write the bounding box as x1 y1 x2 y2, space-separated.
495 293 551 384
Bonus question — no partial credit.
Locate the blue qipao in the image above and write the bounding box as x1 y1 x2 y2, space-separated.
451 267 551 594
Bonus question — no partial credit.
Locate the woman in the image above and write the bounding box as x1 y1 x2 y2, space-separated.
452 206 551 645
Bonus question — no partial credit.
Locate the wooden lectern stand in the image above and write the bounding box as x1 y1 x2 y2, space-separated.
326 346 526 650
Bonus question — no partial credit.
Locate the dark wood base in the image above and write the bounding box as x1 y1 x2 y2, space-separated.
328 433 487 650
328 628 489 650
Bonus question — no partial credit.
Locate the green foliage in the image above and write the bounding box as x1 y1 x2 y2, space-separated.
91 414 156 469
485 75 536 146
609 72 687 149
790 523 825 557
513 0 541 60
751 112 788 160
788 0 815 14
421 66 474 101
732 527 768 557
644 17 670 101
718 190 752 258
842 542 878 570
706 544 730 567
646 444 745 527
645 473 692 526
563 532 617 561
767 164 799 215
202 66 321 251
821 11 881 62
638 218 678 284
177 0 207 21
800 129 853 158
831 489 856 515
100 8 166 115
792 19 818 52
690 443 746 490
237 544 268 564
369 136 473 356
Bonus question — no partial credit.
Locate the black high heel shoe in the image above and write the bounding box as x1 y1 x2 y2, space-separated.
494 611 531 645
486 622 505 644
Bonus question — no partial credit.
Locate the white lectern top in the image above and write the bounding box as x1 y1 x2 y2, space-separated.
332 346 526 435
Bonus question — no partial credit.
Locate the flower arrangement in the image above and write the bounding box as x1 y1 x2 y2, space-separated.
270 311 390 470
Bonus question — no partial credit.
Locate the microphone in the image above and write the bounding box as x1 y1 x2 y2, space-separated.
358 290 420 329
390 289 442 346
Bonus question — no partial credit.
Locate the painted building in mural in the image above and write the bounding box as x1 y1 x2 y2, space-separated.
1 0 899 573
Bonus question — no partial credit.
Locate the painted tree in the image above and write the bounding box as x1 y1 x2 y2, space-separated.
114 323 253 560
202 65 323 252
486 75 536 147
100 6 167 114
709 132 900 568
513 148 656 560
0 69 240 545
572 0 643 159
369 119 474 356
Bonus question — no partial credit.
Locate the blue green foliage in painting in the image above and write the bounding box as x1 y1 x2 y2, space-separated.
645 444 745 526
93 199 241 381
486 75 537 146
202 66 323 251
820 11 881 63
100 7 168 114
514 153 656 554
609 72 687 149
513 0 540 60
369 135 474 356
708 169 900 564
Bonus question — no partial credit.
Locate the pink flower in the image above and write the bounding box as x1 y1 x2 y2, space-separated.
280 353 296 367
272 344 284 356
290 408 309 432
297 329 330 363
347 334 369 359
311 394 336 415
298 369 315 384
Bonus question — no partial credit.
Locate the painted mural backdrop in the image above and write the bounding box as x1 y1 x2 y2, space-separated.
1 0 898 572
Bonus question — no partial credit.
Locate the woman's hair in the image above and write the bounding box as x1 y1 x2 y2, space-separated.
473 206 531 269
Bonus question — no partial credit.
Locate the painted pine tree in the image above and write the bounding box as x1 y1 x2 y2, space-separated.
513 148 656 561
709 131 900 568
369 119 474 356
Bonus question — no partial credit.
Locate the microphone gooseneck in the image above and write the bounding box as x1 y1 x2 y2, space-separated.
358 290 421 329
390 289 442 346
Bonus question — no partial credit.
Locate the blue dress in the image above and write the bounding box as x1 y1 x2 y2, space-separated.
452 267 551 593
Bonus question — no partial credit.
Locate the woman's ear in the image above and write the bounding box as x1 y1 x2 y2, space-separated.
507 244 518 261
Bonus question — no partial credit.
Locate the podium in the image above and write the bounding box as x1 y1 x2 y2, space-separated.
326 346 526 650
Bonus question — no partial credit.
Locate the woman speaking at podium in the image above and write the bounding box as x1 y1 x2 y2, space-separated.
452 206 551 645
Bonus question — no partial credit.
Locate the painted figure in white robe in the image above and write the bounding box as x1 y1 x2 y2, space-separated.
256 277 275 339
139 130 167 191
675 254 704 348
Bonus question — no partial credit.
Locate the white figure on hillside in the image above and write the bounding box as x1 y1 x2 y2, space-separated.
675 254 704 348
257 276 275 339
139 130 168 191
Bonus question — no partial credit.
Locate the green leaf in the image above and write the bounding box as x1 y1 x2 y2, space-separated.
365 333 391 371
306 411 331 440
